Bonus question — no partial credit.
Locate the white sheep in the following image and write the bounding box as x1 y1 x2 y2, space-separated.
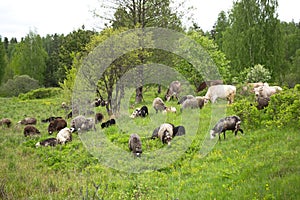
56 127 72 144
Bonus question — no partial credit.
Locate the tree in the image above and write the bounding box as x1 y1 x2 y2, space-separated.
211 11 229 49
9 31 48 84
57 27 95 83
93 0 185 103
43 33 63 87
0 75 40 97
221 0 284 81
0 37 8 85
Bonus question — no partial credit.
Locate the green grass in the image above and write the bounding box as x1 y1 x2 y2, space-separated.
0 89 299 199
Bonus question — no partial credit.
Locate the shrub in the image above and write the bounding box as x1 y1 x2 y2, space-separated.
245 64 271 83
229 84 300 129
18 87 62 100
0 75 40 97
265 85 300 128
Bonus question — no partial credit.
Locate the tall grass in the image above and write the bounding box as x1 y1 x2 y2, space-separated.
0 88 299 199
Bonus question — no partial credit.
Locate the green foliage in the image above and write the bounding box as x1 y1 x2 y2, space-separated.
0 86 299 199
18 87 62 100
245 64 272 83
0 75 40 97
221 0 284 80
0 37 8 85
9 31 48 84
58 52 80 102
229 84 300 129
265 85 300 128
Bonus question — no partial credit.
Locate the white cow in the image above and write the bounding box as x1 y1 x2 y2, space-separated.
204 85 236 104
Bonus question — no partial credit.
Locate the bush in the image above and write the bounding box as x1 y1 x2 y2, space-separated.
229 84 300 129
18 87 62 100
245 64 271 83
0 75 40 97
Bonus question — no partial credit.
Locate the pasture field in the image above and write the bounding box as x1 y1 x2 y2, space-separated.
0 89 299 199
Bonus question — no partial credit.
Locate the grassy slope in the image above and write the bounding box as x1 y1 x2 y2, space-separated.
0 92 299 199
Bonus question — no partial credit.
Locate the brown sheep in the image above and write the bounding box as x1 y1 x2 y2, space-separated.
18 117 37 125
0 118 12 128
128 133 142 157
48 118 67 135
24 125 40 137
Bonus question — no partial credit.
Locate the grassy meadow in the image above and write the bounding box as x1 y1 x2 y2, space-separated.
0 87 299 199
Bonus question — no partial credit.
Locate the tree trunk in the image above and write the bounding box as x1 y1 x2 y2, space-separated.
157 85 161 94
135 86 143 103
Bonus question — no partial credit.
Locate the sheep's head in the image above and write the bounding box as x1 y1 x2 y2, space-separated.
163 131 173 145
210 130 217 139
130 108 140 118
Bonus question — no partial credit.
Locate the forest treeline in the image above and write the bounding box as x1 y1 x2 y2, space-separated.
0 0 299 99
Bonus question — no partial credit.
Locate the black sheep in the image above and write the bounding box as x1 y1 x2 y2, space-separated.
35 138 58 147
95 113 104 124
101 119 116 129
210 115 244 140
41 116 62 123
173 126 186 136
138 105 149 117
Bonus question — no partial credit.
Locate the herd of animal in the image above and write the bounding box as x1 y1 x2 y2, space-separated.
0 80 282 158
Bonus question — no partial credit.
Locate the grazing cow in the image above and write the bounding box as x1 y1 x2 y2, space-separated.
24 125 40 137
128 134 142 157
130 106 149 118
95 113 104 124
56 127 72 144
101 119 116 129
204 85 236 104
180 96 205 112
210 116 243 140
165 81 181 101
196 80 223 92
157 123 174 145
0 118 12 128
48 118 67 135
35 138 58 147
178 95 194 105
18 117 37 125
152 97 167 113
41 116 62 123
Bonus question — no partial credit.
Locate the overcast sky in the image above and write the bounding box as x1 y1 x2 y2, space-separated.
0 0 299 40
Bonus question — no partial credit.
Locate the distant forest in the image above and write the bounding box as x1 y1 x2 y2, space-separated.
0 0 299 98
